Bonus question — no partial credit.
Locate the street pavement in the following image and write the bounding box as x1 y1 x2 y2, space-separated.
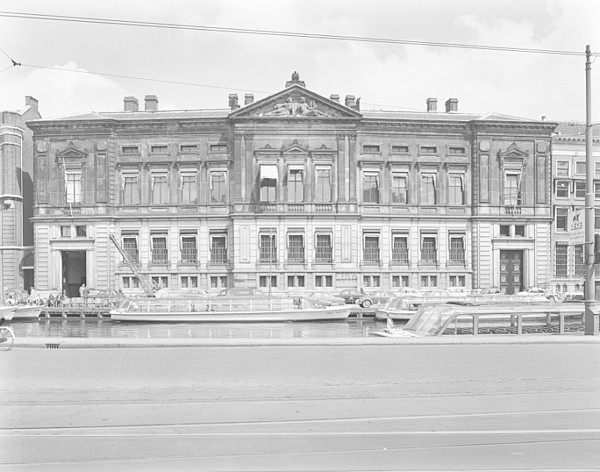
1 340 600 471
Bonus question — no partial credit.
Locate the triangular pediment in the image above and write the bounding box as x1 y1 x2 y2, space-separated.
230 84 362 120
498 142 529 159
56 141 88 160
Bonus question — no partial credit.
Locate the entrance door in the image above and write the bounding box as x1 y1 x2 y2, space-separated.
61 251 86 297
499 250 523 295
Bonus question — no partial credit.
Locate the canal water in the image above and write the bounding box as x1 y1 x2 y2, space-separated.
10 317 391 339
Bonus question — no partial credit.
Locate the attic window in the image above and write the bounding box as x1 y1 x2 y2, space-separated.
420 145 438 155
363 144 380 154
448 146 466 155
122 145 139 155
180 144 198 153
391 145 409 154
150 145 168 154
210 144 228 153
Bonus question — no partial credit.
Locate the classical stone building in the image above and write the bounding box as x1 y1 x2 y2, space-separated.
0 96 40 294
550 122 600 295
27 74 555 297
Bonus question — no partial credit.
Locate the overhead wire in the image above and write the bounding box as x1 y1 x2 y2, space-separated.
0 10 593 57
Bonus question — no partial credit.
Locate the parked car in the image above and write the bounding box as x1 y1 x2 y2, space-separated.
364 290 405 307
305 291 346 306
337 289 373 308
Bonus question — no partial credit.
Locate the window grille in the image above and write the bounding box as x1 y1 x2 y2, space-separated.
287 235 305 263
151 236 168 264
123 236 139 263
259 234 277 263
315 234 332 262
449 237 465 264
181 236 197 263
555 244 568 278
421 237 437 263
210 236 227 263
392 236 409 263
363 236 380 263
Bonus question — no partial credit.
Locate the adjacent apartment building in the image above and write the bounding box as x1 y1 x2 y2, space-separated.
26 73 556 297
0 96 40 294
551 122 600 295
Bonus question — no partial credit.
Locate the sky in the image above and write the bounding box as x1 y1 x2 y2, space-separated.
0 0 599 122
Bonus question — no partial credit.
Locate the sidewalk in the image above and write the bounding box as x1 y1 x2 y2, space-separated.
12 333 600 348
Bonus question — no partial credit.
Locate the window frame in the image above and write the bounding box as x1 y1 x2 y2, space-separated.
363 233 380 264
362 171 380 204
121 171 140 205
391 173 408 204
65 170 82 204
150 233 169 265
210 171 227 204
420 172 437 205
180 232 198 264
151 172 169 205
420 233 437 264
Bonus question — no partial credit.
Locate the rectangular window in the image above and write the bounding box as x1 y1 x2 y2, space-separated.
363 172 380 203
555 244 568 278
504 173 520 206
259 165 278 202
122 145 139 155
210 144 228 152
449 275 466 287
391 234 409 263
122 276 139 289
420 275 438 287
210 172 227 203
420 145 438 154
180 235 197 263
60 226 70 238
287 275 305 288
287 234 305 263
595 162 600 178
122 234 139 264
363 235 380 263
363 144 380 153
210 234 227 263
575 245 585 277
596 209 600 230
65 171 82 204
420 174 436 205
151 276 169 288
391 174 408 204
315 233 333 263
421 236 437 264
315 167 332 203
392 275 409 287
391 145 409 153
122 173 140 205
556 208 568 231
556 180 570 198
315 275 333 287
210 276 228 289
575 181 586 198
448 174 464 205
259 275 277 288
449 236 465 264
180 173 197 204
150 145 168 154
448 146 466 155
514 225 525 237
556 161 569 177
151 173 169 205
151 234 168 264
180 276 198 288
363 275 381 288
595 182 600 199
75 225 86 237
287 168 304 202
180 144 198 154
575 162 586 175
500 225 511 236
259 233 277 263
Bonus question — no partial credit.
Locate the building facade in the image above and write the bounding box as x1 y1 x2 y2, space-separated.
0 96 40 294
551 122 600 295
27 74 555 297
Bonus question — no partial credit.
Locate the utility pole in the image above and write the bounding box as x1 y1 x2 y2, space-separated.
584 45 598 335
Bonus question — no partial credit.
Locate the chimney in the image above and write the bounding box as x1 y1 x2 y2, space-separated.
330 94 340 103
345 95 356 108
426 98 437 112
123 96 139 112
144 95 158 111
244 94 254 106
445 98 458 113
229 94 240 111
25 96 39 112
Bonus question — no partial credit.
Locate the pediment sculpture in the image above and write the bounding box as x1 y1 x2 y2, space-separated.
261 96 330 117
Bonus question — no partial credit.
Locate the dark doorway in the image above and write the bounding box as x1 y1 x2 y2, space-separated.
499 250 523 295
62 251 86 297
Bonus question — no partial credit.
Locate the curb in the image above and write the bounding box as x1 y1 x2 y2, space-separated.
12 334 600 349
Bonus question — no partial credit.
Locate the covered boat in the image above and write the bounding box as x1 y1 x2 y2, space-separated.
109 296 353 322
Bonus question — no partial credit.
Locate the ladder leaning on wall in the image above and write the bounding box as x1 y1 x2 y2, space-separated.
109 234 155 297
